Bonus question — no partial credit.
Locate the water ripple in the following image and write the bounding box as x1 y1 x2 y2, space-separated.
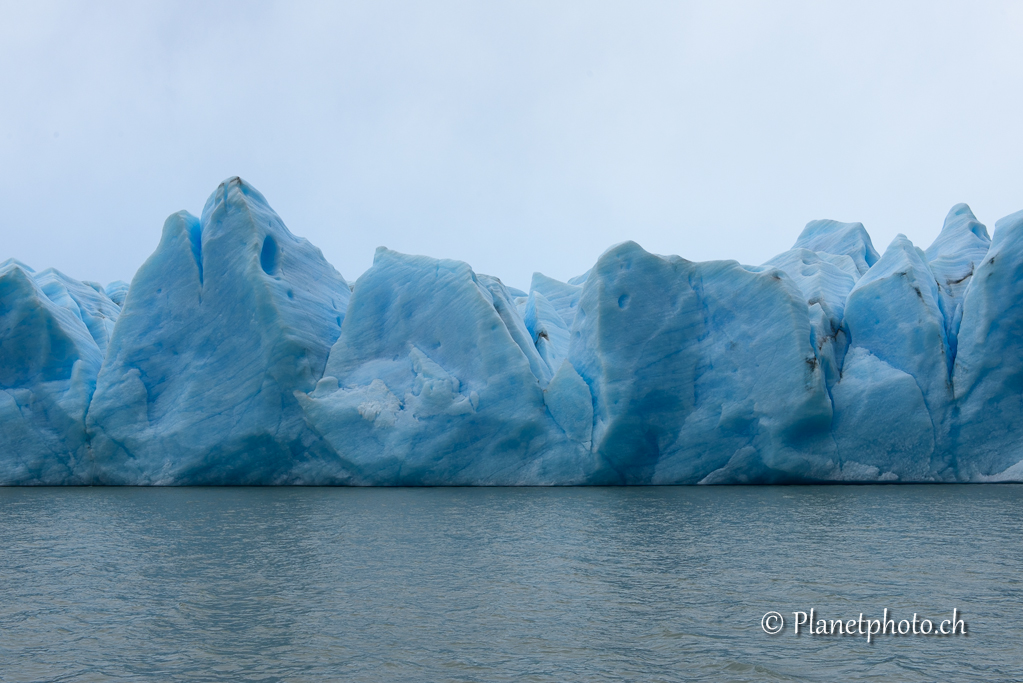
0 485 1019 682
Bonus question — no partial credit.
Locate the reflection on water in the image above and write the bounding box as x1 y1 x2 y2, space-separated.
0 485 1019 682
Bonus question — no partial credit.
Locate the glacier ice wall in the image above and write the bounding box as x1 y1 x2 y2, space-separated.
3 177 1023 484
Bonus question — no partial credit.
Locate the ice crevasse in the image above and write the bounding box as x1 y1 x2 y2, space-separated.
2 178 1022 484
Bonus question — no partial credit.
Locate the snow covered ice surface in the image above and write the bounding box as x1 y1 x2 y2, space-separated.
3 177 1023 484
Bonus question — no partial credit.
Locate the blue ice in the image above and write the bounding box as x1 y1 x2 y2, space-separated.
3 179 1022 484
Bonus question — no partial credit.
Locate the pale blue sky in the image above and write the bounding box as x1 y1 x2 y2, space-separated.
2 1 1021 290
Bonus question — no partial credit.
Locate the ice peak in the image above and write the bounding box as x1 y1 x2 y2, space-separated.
993 209 1023 238
793 219 879 277
924 204 990 263
0 258 35 274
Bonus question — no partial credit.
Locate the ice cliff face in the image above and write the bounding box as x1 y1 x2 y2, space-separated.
298 248 597 485
86 179 351 484
0 261 118 483
3 179 1023 484
951 209 1023 480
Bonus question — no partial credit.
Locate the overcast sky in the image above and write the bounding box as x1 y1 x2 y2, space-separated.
2 1 1021 290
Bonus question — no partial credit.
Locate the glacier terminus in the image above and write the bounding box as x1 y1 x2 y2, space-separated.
3 177 1023 485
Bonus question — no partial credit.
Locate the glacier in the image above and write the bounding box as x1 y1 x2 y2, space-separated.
2 177 1023 484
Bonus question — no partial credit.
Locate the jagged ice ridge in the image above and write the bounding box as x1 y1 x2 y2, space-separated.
3 178 1023 484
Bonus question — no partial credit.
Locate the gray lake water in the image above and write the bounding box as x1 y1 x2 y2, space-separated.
0 486 1019 682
